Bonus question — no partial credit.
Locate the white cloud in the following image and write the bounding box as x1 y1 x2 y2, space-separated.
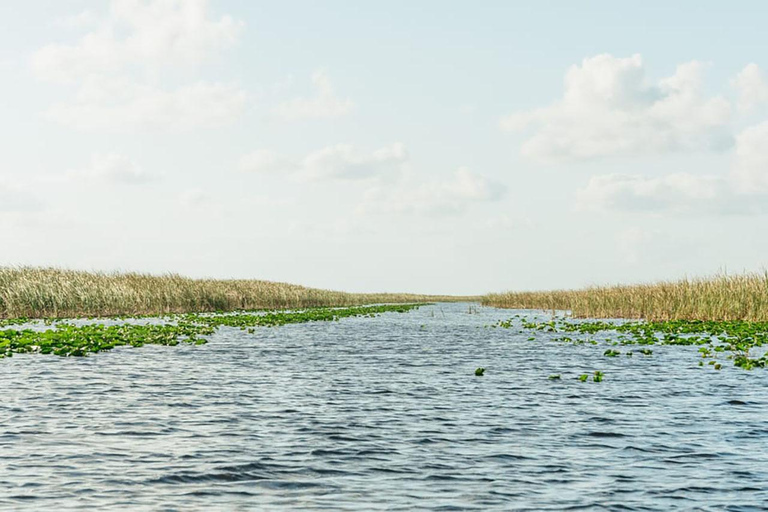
238 149 297 174
0 179 44 213
300 143 406 181
47 76 246 131
732 63 768 112
575 129 768 216
575 173 724 214
273 70 354 121
32 1 246 131
52 10 99 30
731 121 768 193
237 144 503 216
69 153 152 184
501 54 732 162
239 143 407 181
358 167 505 216
33 0 243 83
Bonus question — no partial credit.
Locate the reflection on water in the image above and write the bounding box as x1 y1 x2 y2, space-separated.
1 303 767 510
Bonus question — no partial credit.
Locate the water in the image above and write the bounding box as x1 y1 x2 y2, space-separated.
2 303 767 510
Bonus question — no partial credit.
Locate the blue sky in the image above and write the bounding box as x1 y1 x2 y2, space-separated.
2 1 768 294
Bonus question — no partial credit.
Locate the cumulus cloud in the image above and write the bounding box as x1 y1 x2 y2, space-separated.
32 0 246 131
300 143 406 181
273 70 354 121
501 54 732 162
731 121 768 193
358 167 506 216
47 77 246 131
238 150 297 174
238 144 503 216
732 63 768 112
33 0 243 83
52 10 99 30
239 143 407 181
0 180 43 213
575 173 726 214
576 121 768 216
68 153 152 184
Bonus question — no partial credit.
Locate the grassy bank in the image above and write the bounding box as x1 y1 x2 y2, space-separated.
0 267 469 319
483 273 768 321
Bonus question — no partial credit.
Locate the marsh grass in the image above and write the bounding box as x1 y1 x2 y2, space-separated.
0 267 470 319
483 272 768 321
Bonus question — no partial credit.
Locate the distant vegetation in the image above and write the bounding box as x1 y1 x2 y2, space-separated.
483 273 768 321
0 267 470 319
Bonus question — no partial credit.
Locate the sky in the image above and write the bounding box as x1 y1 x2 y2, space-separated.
2 0 768 295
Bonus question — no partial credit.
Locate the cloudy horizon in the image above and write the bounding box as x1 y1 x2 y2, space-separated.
2 1 768 295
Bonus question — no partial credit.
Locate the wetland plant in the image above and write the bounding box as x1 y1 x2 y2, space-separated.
0 304 423 359
0 267 470 319
494 314 768 372
482 272 768 322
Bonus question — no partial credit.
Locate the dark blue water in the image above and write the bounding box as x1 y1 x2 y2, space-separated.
1 303 767 510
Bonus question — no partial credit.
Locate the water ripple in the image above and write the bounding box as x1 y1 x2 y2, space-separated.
1 303 767 510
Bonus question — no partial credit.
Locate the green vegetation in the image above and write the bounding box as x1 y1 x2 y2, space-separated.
483 272 768 321
494 315 768 371
0 304 422 359
0 267 473 319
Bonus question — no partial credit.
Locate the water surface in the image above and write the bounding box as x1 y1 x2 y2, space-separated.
2 303 767 510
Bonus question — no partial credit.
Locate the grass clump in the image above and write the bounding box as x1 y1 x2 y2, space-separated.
0 266 471 319
483 272 768 322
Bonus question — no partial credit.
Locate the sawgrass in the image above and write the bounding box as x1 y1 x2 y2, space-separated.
0 267 470 319
483 272 768 321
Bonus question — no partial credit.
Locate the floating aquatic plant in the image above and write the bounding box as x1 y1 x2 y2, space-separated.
0 304 423 359
494 314 768 371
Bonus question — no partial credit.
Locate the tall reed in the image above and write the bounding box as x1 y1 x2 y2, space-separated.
0 267 470 319
483 272 768 321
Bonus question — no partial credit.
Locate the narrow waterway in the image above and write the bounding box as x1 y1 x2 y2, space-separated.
1 303 766 510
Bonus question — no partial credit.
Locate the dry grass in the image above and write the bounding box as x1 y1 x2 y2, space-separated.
482 273 768 321
0 267 471 319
